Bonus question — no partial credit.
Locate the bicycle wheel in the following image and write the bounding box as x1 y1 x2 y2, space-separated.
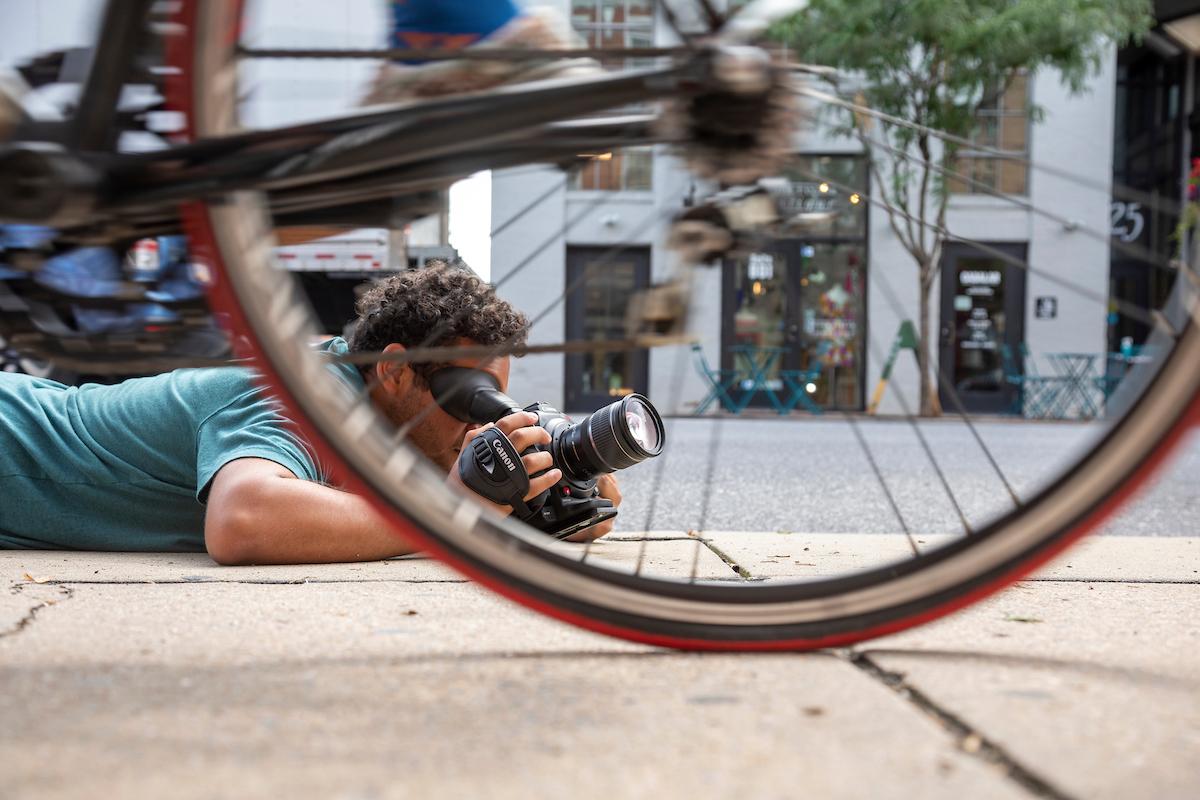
172 0 1200 649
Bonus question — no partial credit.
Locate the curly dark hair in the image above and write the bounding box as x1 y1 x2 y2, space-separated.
347 261 529 386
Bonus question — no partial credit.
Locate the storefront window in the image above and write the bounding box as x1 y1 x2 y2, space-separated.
723 155 867 411
800 244 865 409
781 156 868 239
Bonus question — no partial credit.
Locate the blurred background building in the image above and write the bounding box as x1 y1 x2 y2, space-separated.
5 1 1200 410
495 0 1200 416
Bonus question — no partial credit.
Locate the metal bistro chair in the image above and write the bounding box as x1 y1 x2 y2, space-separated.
778 341 834 415
691 343 740 415
1002 342 1063 418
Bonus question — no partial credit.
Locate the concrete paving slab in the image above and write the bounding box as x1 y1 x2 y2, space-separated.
0 583 1027 800
862 581 1200 799
695 533 1200 582
701 531 917 579
0 582 647 666
1033 535 1200 582
1 536 742 588
0 550 464 584
0 582 67 634
5 535 1195 589
546 536 740 581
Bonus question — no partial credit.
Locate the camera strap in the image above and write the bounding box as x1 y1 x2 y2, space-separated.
456 427 534 519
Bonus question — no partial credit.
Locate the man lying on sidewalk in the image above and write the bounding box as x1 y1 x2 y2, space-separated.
0 264 619 563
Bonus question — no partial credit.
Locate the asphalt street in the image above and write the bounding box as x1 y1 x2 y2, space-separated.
614 417 1200 537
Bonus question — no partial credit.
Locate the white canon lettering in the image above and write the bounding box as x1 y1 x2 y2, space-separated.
493 439 518 472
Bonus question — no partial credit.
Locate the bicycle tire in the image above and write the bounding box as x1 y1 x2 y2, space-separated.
172 0 1200 649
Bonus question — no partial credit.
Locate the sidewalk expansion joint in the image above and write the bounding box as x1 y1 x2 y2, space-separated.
2 583 74 640
605 536 710 542
846 650 1077 800
697 539 753 580
6 578 470 586
1027 577 1200 585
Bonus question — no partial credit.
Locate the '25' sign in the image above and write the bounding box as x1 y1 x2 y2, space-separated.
1110 201 1144 243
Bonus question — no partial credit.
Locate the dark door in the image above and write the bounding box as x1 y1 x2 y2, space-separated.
565 246 650 412
938 242 1027 414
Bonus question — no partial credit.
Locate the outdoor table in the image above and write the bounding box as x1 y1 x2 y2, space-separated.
729 344 789 413
1046 352 1102 418
1018 375 1072 419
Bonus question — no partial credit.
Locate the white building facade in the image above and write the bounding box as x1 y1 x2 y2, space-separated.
492 0 1116 417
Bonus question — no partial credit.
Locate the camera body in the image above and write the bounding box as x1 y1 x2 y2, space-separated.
428 367 665 539
518 401 619 539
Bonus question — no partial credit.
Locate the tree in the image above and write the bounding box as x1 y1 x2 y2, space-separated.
771 0 1152 415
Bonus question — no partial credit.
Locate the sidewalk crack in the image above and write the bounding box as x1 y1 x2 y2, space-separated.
2 583 74 640
846 650 1077 800
697 538 753 580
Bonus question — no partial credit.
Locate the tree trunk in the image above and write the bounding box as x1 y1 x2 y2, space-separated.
917 264 941 417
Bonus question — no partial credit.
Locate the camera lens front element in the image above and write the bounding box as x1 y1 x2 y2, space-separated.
559 394 665 479
623 397 661 452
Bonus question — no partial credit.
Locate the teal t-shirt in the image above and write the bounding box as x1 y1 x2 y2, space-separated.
0 338 364 552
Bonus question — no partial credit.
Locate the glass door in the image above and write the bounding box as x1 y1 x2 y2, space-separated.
722 243 798 408
722 241 866 410
938 242 1027 414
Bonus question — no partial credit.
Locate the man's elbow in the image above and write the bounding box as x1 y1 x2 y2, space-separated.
204 503 262 566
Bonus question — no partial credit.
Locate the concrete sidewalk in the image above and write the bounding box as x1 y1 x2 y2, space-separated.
1 535 1197 799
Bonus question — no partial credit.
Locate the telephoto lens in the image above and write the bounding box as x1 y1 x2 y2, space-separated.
554 394 665 481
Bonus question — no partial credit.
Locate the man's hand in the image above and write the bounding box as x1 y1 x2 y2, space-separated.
445 411 562 516
564 473 621 543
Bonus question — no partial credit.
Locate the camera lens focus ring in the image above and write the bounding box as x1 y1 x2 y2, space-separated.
585 409 631 472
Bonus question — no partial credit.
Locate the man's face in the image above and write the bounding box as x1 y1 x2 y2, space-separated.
371 339 511 472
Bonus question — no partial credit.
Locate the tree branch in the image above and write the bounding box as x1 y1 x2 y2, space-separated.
861 133 919 256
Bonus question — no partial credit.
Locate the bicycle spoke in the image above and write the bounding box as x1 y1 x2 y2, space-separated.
632 342 691 576
696 417 724 536
659 0 702 46
845 414 919 556
693 0 727 32
336 336 693 368
687 535 704 584
869 256 1023 509
851 309 977 535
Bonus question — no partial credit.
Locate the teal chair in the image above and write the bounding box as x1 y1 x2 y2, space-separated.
691 343 740 414
778 341 834 415
1000 343 1025 415
1001 342 1064 418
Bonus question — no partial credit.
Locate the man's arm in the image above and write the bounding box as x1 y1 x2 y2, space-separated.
203 457 415 565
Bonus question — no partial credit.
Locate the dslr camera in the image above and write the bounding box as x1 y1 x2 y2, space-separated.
429 367 665 539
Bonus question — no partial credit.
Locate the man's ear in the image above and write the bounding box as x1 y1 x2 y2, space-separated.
374 342 409 389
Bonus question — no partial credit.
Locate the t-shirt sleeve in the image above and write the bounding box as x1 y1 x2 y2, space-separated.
194 387 324 503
